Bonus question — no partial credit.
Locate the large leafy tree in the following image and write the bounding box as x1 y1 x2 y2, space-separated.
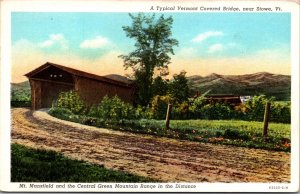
152 76 168 97
168 71 190 104
120 13 178 106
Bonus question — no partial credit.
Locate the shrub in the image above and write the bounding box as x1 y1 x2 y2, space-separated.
157 95 291 123
244 95 290 123
88 95 136 120
150 95 173 119
55 90 86 114
11 89 31 101
201 103 233 120
191 96 206 110
48 107 74 120
215 131 223 137
270 102 291 123
232 104 247 120
11 89 31 107
11 100 31 107
244 95 274 121
223 129 240 139
135 105 152 119
172 101 191 120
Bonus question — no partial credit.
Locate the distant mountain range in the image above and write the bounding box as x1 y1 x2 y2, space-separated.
104 74 133 84
11 72 291 101
11 81 30 92
187 72 291 101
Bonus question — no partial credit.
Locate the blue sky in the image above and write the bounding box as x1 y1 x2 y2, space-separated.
11 12 290 82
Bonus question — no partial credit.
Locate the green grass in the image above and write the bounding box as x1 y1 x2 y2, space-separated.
169 119 290 139
11 143 155 182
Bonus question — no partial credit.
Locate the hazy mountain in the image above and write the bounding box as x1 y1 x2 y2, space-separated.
187 72 291 101
104 74 133 84
11 81 30 89
11 81 30 90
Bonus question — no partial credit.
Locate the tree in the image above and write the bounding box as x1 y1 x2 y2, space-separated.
168 71 190 104
119 13 178 106
152 76 168 96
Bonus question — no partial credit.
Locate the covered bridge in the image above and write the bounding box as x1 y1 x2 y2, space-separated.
25 62 135 110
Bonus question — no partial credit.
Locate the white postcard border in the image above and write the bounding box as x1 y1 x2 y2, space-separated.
0 0 299 192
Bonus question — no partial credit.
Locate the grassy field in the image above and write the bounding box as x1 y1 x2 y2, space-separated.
170 119 290 139
11 143 155 182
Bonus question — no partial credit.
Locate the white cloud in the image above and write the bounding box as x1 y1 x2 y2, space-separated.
192 31 224 43
208 44 223 53
39 33 68 50
50 34 64 41
39 40 53 47
80 36 110 49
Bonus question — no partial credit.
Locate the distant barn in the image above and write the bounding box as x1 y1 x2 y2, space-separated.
193 92 242 106
25 62 135 110
204 94 242 106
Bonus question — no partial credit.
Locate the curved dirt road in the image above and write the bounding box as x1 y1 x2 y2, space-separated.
11 108 290 182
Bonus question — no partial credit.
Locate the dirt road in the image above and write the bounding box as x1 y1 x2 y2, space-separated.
11 108 290 182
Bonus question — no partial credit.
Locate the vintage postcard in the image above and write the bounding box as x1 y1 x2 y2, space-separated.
0 0 299 192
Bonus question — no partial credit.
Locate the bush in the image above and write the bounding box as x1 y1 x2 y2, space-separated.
172 101 191 120
55 90 86 114
150 95 173 119
244 95 290 123
183 95 291 123
11 89 31 107
244 95 274 121
270 102 291 123
11 100 31 107
135 105 152 119
48 107 74 120
191 96 206 110
223 129 240 139
88 95 136 120
201 103 233 120
11 89 31 101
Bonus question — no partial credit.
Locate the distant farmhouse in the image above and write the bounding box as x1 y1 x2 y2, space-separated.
204 94 242 106
25 62 135 110
193 92 251 106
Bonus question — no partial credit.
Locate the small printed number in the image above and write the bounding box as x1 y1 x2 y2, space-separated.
269 186 288 190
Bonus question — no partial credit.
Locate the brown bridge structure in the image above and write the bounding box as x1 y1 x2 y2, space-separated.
25 62 135 110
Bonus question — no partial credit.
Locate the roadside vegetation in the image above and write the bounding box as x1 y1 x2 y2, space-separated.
11 143 155 182
11 82 31 107
49 91 291 152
